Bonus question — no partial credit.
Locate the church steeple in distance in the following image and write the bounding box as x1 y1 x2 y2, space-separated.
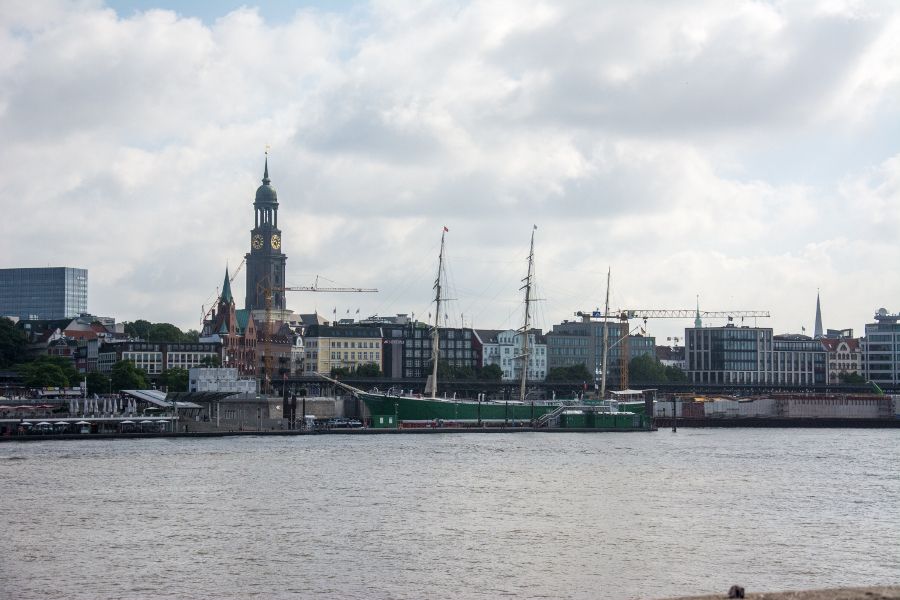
694 295 702 328
221 266 234 304
814 290 823 339
245 155 287 312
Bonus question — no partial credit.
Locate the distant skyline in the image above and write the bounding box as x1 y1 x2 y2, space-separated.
2 1 899 341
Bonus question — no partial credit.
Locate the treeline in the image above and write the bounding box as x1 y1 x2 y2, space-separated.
545 357 687 384
122 320 200 343
0 316 206 394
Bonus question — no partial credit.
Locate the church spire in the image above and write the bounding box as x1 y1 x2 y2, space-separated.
262 155 270 186
221 267 234 304
694 295 702 328
814 290 823 338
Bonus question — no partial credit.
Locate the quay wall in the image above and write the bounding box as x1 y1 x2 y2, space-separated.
653 416 900 428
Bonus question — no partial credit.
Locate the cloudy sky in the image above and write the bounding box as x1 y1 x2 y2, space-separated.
2 0 899 341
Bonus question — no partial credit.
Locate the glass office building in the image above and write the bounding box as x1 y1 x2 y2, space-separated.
0 267 88 320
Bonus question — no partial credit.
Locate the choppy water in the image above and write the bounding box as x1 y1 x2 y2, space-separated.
1 429 898 599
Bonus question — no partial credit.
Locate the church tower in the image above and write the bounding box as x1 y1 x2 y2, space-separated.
814 290 823 339
245 157 287 311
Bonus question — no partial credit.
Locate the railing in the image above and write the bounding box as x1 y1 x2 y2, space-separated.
536 405 569 428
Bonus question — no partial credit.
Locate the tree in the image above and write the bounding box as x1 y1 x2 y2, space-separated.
20 362 68 388
839 371 866 384
431 360 477 380
355 363 381 377
110 360 149 391
546 364 592 382
0 317 27 367
629 354 668 383
124 319 153 340
123 320 196 342
149 323 189 342
17 355 79 388
160 368 189 392
200 355 222 367
330 367 351 378
86 372 111 396
664 365 688 382
479 364 503 381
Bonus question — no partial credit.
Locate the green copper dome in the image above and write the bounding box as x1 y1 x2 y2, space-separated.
254 157 278 204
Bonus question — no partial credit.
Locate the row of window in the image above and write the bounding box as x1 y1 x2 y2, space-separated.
329 352 380 362
323 340 379 349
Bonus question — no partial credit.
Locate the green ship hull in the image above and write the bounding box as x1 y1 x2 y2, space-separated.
359 392 647 429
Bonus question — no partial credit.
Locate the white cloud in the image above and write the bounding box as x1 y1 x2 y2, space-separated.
1 0 899 342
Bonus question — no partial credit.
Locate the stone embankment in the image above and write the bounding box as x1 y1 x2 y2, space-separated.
667 586 900 600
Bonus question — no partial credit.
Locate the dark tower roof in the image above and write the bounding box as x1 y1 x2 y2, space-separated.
221 267 234 304
254 157 278 205
814 290 823 339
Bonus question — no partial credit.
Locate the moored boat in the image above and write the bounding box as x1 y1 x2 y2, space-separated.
334 227 650 430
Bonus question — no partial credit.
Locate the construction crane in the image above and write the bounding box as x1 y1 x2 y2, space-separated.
576 308 771 392
258 277 378 394
200 257 246 327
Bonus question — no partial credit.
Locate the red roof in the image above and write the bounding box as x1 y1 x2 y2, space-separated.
820 338 860 352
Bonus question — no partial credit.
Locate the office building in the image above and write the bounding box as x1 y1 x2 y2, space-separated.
0 267 87 320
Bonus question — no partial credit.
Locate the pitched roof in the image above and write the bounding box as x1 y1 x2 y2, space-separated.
235 309 251 332
820 338 860 352
474 329 503 343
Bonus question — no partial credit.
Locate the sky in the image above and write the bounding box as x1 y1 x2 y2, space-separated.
1 0 899 342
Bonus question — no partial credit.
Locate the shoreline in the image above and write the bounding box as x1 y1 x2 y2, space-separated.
653 417 900 428
665 585 900 600
0 426 654 442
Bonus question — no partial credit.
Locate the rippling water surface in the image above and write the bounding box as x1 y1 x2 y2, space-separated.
1 429 898 599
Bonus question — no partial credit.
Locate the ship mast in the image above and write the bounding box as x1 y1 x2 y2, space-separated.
429 228 447 398
600 267 610 399
519 226 536 406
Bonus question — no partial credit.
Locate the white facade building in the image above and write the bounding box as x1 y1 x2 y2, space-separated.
188 368 257 394
821 338 862 383
481 329 547 381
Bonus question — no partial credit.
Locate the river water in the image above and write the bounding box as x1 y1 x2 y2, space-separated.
1 429 898 599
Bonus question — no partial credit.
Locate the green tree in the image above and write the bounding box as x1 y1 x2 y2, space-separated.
839 371 866 384
0 317 27 367
330 366 351 378
546 364 592 382
200 355 222 367
17 355 79 388
86 372 111 396
629 354 668 383
149 323 189 342
479 364 503 381
664 365 688 382
160 367 189 392
355 363 381 377
110 360 149 391
20 362 68 388
123 320 196 342
124 319 153 340
452 365 476 379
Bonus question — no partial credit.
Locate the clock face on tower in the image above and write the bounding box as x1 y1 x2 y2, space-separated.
271 234 281 250
252 234 263 250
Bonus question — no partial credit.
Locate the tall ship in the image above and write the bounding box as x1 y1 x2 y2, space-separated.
339 227 649 430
